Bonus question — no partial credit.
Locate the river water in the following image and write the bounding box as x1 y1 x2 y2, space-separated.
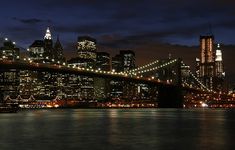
0 109 235 150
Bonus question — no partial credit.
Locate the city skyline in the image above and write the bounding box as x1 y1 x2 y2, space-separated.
0 0 235 84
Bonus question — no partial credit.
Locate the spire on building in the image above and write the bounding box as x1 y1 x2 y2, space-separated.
54 35 63 49
44 27 52 40
54 35 65 62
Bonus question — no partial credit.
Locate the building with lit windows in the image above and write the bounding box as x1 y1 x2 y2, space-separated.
214 44 225 91
77 36 96 63
29 27 65 64
29 40 44 62
198 35 225 91
120 50 135 72
43 27 53 61
22 27 66 99
199 35 215 90
0 39 20 98
96 52 110 71
110 50 136 99
94 52 111 100
0 39 20 61
67 36 97 100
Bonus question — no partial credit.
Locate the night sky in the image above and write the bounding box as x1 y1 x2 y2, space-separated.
1 0 235 84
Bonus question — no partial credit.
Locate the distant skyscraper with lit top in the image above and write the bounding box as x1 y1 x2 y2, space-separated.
197 35 225 91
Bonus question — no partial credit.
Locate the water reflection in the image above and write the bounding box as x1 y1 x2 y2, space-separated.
0 109 234 150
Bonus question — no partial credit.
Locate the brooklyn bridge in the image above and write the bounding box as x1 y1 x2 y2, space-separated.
0 57 232 108
0 28 234 108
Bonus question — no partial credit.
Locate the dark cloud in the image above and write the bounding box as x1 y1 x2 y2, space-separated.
12 17 52 25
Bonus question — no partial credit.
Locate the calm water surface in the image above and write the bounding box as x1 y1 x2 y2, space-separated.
0 109 235 150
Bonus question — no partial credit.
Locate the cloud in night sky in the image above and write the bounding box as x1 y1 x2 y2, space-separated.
12 17 52 25
0 0 235 83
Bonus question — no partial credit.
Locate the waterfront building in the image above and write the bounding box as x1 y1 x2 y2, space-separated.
67 36 97 100
22 27 66 99
94 52 111 100
0 39 20 61
111 50 136 99
0 39 20 98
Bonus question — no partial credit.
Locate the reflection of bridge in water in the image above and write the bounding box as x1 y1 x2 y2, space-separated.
0 58 232 108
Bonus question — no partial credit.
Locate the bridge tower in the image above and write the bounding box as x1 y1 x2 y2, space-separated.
157 58 183 108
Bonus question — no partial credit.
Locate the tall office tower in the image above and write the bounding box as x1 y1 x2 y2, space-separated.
199 35 215 90
214 44 225 91
94 52 111 100
110 50 136 99
44 27 53 60
67 36 97 100
54 36 65 63
215 44 224 77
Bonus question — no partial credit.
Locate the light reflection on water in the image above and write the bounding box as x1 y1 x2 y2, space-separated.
0 109 235 150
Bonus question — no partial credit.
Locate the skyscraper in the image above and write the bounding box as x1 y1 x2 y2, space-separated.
214 44 225 91
44 27 53 60
25 27 66 99
110 50 136 99
215 44 224 77
199 35 215 90
198 35 225 91
67 36 97 100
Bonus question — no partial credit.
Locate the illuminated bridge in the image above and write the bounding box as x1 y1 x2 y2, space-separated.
0 57 216 108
